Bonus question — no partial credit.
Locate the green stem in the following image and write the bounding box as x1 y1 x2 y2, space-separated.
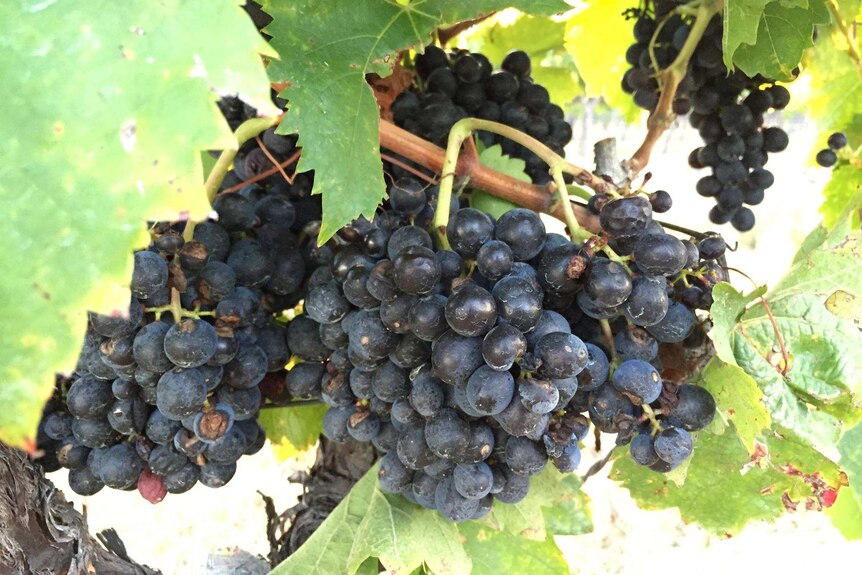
434 122 475 249
599 319 617 363
204 116 281 204
567 185 593 202
641 403 663 435
826 0 862 80
436 117 607 246
600 244 633 274
550 166 590 242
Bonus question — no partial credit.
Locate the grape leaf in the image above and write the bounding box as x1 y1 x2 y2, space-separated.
458 13 581 105
470 144 529 218
612 428 843 535
345 481 471 575
700 357 772 453
262 0 568 242
457 524 570 575
805 27 862 133
837 422 862 508
733 294 862 453
483 465 591 539
731 0 829 80
768 214 862 301
564 0 642 122
825 289 862 327
827 486 862 539
722 0 774 69
819 164 862 230
709 282 767 365
258 403 327 460
0 0 274 448
272 462 586 574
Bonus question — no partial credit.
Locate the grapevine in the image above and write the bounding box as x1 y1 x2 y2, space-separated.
0 0 859 572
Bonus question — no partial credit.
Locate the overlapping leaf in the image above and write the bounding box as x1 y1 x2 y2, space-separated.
731 0 829 80
612 428 843 534
262 0 567 241
258 403 327 460
271 463 589 574
700 357 771 453
0 0 275 448
564 0 642 122
722 0 774 69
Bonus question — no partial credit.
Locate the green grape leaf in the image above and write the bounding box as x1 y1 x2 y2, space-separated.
345 480 471 575
457 524 570 575
483 465 591 539
271 465 377 575
722 0 774 69
825 289 862 327
263 0 567 242
470 144 530 218
731 0 829 80
612 428 843 535
732 294 862 454
827 486 862 539
819 164 862 230
837 422 862 508
0 0 274 448
701 357 772 453
458 13 581 105
272 463 586 574
564 0 642 122
258 403 327 460
805 26 862 131
710 282 767 365
769 215 862 301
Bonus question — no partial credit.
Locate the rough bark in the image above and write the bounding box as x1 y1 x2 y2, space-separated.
0 443 159 575
265 438 376 566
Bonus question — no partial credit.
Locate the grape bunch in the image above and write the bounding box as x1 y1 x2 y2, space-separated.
391 47 573 185
815 132 848 168
622 0 792 231
36 98 325 500
283 161 718 521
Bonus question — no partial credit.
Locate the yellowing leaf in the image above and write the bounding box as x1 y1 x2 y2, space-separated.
0 0 274 448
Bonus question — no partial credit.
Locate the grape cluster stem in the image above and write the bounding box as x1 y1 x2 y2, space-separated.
627 0 724 177
431 117 612 246
379 119 604 231
183 116 285 243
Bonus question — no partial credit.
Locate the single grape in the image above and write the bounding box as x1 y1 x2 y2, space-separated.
431 330 485 384
654 427 694 465
611 359 662 405
630 432 660 466
828 132 847 150
504 436 547 476
164 318 218 368
667 384 716 431
585 258 632 307
476 240 514 280
482 324 527 371
156 368 207 420
534 332 588 379
816 148 837 168
393 246 441 295
425 408 470 459
518 378 559 414
389 177 427 215
466 365 515 416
